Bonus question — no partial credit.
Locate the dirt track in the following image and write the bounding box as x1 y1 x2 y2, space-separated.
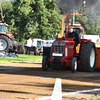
0 63 100 100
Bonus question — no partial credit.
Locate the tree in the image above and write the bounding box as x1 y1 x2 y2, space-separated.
11 0 62 42
75 2 100 35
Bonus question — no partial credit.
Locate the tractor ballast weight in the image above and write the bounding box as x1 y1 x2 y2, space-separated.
42 13 97 72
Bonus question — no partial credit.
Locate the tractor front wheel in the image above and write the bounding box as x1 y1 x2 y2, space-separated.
42 56 48 71
71 57 77 73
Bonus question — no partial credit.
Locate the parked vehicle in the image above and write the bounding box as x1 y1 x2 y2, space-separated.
0 22 17 53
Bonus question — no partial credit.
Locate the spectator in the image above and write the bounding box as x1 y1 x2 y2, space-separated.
32 37 37 55
26 37 32 55
51 35 55 40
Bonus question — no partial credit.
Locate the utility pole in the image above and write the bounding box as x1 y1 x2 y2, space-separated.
73 9 75 25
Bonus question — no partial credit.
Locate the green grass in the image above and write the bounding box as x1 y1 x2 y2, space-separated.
88 98 100 100
0 54 42 63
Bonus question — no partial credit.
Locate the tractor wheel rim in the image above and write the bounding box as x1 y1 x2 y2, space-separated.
74 61 77 70
0 39 7 50
90 48 95 68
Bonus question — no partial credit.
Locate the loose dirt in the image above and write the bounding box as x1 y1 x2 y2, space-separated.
0 63 100 100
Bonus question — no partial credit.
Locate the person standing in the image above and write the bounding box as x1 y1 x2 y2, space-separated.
32 37 37 55
26 37 32 55
51 35 55 40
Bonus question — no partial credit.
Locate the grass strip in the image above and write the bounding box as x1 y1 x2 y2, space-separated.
0 54 42 63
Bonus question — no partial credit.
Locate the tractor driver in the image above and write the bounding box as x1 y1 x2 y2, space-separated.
67 27 80 54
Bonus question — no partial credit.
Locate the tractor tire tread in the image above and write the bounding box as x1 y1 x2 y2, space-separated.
80 42 96 72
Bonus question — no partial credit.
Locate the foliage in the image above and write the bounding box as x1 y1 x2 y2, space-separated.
0 0 17 37
88 98 100 100
11 0 62 41
0 0 62 42
1 0 100 41
75 2 100 35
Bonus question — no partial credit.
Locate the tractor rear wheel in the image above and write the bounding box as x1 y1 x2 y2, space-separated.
80 42 96 72
42 56 48 71
71 57 77 73
0 35 12 52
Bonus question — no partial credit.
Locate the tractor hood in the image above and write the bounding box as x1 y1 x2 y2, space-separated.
54 38 75 46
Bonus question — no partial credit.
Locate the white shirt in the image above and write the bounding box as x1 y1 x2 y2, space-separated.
26 39 32 47
32 39 37 47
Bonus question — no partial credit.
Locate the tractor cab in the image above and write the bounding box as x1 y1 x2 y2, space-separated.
66 25 85 54
0 23 8 33
73 28 81 35
0 22 14 39
66 24 84 40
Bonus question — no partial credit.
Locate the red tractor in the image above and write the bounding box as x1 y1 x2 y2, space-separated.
0 22 17 53
42 13 96 73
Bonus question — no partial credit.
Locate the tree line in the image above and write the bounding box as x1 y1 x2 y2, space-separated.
1 0 100 42
0 0 63 42
75 2 100 35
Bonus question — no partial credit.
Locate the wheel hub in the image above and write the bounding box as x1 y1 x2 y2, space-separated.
90 48 95 68
74 61 77 70
0 39 7 50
